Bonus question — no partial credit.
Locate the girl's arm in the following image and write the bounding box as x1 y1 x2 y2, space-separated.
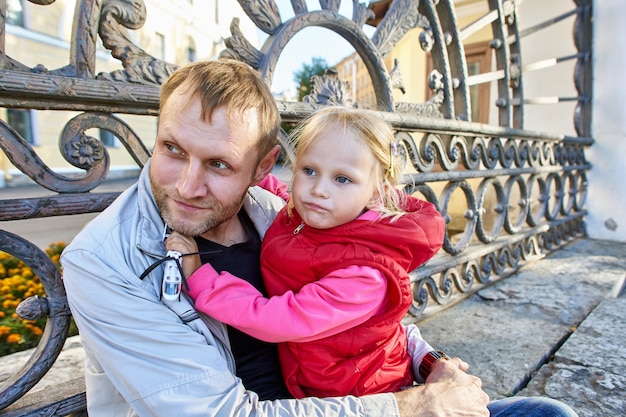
186 264 387 343
257 173 290 202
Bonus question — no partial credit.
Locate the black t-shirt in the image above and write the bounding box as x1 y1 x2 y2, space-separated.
194 209 291 400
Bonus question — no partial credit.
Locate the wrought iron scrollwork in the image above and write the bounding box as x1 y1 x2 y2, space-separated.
223 1 402 111
97 0 179 83
0 231 71 410
60 112 151 171
0 119 107 193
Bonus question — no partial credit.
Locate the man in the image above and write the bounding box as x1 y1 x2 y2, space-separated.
62 59 576 417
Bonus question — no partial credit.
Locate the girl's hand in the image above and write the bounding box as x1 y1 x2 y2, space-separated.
165 232 201 279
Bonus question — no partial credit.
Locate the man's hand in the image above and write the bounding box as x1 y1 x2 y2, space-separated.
395 358 489 417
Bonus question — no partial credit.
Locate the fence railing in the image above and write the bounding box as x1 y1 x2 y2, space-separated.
0 0 592 413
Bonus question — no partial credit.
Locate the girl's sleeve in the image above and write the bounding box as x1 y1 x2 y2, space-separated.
186 264 387 343
257 173 290 202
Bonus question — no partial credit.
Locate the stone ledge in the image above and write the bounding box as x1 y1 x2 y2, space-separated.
416 238 626 413
0 335 84 395
520 297 626 416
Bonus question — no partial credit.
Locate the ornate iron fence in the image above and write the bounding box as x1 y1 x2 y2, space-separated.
0 0 592 413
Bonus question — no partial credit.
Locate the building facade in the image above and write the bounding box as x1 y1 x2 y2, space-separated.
0 0 259 186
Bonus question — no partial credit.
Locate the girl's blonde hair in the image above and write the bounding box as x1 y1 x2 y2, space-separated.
290 106 406 220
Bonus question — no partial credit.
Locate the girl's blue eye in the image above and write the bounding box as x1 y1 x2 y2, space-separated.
336 176 351 184
304 167 315 176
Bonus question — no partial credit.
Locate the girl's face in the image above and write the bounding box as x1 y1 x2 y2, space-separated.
291 128 378 229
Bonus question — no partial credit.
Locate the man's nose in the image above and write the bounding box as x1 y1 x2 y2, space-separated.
176 161 207 199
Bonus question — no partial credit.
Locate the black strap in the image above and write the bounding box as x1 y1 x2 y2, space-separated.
139 251 219 292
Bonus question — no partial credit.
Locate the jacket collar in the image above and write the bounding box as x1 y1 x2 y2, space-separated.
135 159 167 258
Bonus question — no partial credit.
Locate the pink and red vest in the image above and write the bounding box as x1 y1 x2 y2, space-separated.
260 196 445 398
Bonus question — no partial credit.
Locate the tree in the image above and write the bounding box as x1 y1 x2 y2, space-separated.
293 57 329 101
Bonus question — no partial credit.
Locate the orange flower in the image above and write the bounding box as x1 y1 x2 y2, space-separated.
30 326 43 336
2 299 19 309
6 333 21 343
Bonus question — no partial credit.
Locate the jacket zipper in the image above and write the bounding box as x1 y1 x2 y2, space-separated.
293 222 305 234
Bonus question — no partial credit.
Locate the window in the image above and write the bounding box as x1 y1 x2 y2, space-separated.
187 38 196 63
463 42 492 123
155 32 165 60
7 109 35 144
6 0 25 27
426 41 492 123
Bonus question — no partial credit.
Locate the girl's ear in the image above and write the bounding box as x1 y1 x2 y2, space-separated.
366 189 383 210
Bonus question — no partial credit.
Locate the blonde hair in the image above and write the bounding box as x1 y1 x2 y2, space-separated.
290 106 406 220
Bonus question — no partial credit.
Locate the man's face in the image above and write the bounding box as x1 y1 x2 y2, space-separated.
150 90 265 238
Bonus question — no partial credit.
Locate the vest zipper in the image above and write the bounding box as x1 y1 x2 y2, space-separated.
293 222 305 234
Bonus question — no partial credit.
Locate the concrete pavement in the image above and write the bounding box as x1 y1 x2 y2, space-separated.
417 238 626 416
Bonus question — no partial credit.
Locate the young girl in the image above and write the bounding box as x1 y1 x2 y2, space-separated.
166 106 445 398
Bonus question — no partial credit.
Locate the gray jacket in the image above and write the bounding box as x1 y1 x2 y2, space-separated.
61 159 398 417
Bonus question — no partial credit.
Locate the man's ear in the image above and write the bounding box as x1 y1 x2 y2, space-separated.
251 145 281 186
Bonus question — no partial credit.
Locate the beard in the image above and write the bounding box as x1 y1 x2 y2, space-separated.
153 184 245 237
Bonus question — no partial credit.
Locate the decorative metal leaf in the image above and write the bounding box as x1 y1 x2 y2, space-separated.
219 48 241 61
97 0 177 84
237 0 282 35
389 58 406 94
395 91 444 118
291 0 308 15
372 0 422 57
223 18 262 68
319 0 340 13
352 0 375 28
97 58 178 84
0 55 31 72
303 69 352 106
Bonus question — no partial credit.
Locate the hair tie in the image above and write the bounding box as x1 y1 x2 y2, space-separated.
386 142 398 178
